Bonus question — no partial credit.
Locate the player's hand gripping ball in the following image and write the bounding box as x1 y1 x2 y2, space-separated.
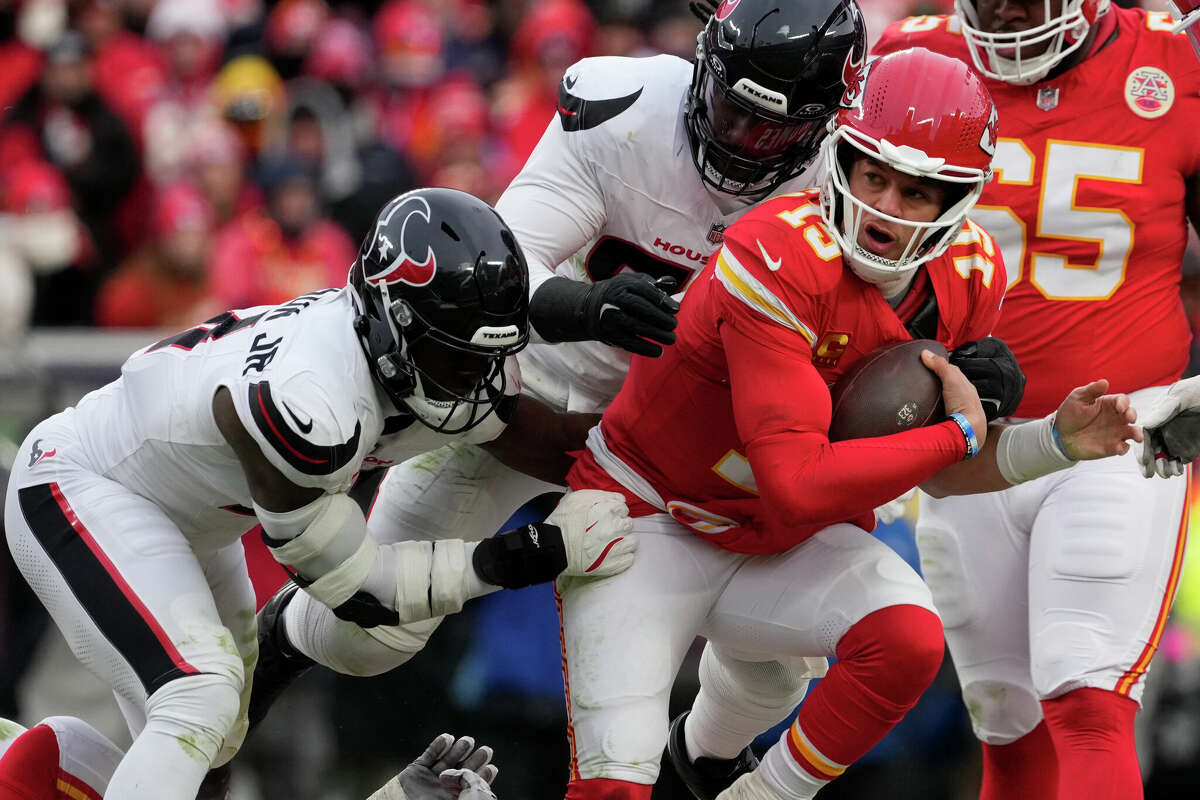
829 339 947 441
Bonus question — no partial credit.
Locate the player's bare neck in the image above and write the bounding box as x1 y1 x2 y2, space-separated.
881 272 917 306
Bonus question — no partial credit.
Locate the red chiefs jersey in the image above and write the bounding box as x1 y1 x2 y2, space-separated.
568 189 1006 554
875 7 1200 415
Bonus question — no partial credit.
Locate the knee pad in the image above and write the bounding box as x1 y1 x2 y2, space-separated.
699 647 812 714
960 679 1044 745
837 605 944 707
144 672 244 765
1030 620 1111 700
572 696 666 785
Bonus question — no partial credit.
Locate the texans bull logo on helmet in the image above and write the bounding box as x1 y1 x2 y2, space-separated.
367 195 437 287
715 0 742 21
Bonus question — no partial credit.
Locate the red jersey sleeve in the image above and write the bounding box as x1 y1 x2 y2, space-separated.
713 222 970 552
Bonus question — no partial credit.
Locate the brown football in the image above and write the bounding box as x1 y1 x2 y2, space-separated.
828 339 947 441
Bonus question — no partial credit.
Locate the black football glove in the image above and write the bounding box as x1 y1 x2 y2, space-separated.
529 274 681 358
949 336 1026 421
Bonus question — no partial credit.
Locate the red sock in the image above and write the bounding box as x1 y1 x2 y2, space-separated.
0 725 61 800
1041 688 1141 800
980 721 1058 800
787 605 943 780
564 778 653 800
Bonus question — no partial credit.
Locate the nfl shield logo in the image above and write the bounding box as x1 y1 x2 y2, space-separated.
708 223 726 245
1036 87 1059 112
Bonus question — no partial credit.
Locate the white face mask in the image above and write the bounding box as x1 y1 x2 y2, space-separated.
400 360 512 442
818 130 987 291
14 211 82 272
955 0 1109 85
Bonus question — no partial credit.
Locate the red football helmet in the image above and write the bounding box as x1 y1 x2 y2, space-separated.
956 0 1110 84
1170 1 1200 61
820 47 996 284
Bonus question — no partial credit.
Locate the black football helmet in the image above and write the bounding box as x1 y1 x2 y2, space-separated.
350 187 530 434
686 0 867 196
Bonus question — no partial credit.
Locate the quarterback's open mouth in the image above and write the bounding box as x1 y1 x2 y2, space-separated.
862 222 896 255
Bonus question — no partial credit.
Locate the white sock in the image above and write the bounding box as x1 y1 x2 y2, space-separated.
758 729 831 800
105 727 213 799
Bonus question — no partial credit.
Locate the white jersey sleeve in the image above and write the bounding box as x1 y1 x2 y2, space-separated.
496 56 647 298
222 296 376 493
230 368 364 491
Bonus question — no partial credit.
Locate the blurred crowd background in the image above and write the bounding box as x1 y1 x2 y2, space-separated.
1 0 1199 798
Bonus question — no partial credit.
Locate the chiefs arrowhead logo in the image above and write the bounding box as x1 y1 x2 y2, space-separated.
978 102 999 157
368 195 436 287
841 56 873 111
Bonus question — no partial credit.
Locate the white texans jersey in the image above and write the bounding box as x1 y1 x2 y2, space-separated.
68 288 518 544
499 54 822 413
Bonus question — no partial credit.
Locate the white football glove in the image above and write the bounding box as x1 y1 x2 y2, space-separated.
367 734 498 800
440 769 498 800
874 488 917 525
546 490 637 578
1139 376 1200 478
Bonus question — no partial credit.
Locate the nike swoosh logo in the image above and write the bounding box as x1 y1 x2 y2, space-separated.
564 74 578 90
757 239 782 272
557 82 643 132
282 402 314 434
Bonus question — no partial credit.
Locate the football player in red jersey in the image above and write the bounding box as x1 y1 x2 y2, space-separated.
873 3 1200 798
557 48 1144 800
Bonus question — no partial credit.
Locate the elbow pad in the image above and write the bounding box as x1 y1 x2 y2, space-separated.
256 494 381 617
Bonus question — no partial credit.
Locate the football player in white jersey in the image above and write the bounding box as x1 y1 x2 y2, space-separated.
3 188 636 800
245 0 874 765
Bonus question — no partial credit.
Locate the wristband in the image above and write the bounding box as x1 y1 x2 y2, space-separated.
948 412 979 460
1049 414 1070 458
472 522 568 588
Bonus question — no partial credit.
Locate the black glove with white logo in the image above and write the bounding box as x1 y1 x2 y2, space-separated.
949 336 1026 421
530 274 681 358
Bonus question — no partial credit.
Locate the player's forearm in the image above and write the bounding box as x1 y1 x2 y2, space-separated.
751 421 967 531
482 396 599 485
922 416 1077 497
920 423 1009 497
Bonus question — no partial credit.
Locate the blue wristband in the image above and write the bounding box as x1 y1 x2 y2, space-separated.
948 412 979 460
1049 414 1070 458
